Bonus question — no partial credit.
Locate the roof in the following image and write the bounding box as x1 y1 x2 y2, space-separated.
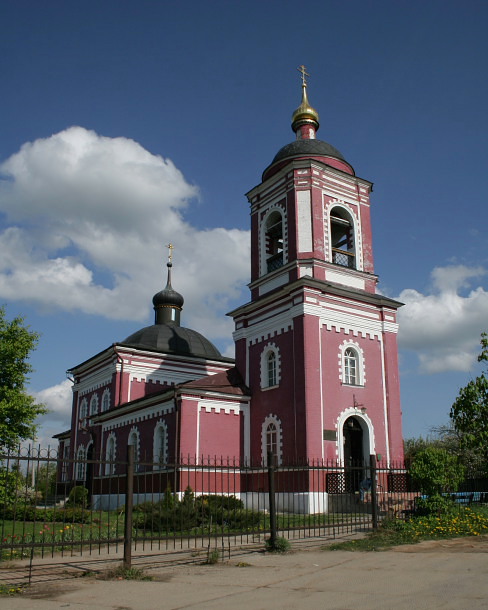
271 138 346 164
120 323 224 360
182 367 250 396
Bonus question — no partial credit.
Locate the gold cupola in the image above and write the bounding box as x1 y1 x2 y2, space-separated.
291 65 320 138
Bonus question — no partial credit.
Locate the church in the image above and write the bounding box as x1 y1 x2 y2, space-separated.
55 70 404 510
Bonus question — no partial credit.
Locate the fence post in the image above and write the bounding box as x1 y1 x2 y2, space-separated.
124 444 135 569
267 451 277 549
370 454 378 529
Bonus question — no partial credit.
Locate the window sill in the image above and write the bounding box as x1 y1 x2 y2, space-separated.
261 384 279 391
341 383 365 388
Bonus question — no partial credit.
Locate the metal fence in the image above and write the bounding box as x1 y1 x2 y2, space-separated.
1 446 487 583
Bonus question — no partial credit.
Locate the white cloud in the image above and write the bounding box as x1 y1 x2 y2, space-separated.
0 127 250 337
31 379 73 447
397 265 488 373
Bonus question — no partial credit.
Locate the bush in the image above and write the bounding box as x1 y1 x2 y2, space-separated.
265 536 290 553
414 494 457 517
66 486 88 508
133 491 261 533
409 447 464 497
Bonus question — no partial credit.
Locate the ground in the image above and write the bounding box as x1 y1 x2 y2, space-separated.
3 536 488 609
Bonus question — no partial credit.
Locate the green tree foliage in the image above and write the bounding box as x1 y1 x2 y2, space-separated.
409 447 464 497
0 307 47 450
450 332 488 461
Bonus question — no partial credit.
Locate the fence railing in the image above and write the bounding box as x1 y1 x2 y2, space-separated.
2 446 487 580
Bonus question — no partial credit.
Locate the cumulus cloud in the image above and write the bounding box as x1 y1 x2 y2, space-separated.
0 127 250 338
31 379 73 447
397 265 488 373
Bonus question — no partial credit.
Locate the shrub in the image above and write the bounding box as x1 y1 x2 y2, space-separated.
409 447 464 497
265 536 290 553
66 486 88 508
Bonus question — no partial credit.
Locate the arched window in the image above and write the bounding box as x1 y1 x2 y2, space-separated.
267 352 277 387
265 210 284 273
128 427 140 468
101 389 110 412
330 207 355 269
89 394 99 416
266 423 277 459
76 445 86 481
344 348 358 385
105 433 116 475
153 421 168 470
261 344 281 389
261 415 282 465
79 398 88 419
340 342 365 386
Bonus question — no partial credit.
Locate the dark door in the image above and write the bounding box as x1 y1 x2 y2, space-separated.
343 417 363 491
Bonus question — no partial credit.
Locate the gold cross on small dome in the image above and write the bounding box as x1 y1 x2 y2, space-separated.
165 243 174 263
297 65 310 86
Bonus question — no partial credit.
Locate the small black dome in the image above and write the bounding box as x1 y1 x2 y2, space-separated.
152 286 184 309
120 324 222 359
271 139 346 164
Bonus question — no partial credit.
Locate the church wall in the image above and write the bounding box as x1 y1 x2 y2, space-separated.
382 330 404 461
319 323 392 462
247 328 302 464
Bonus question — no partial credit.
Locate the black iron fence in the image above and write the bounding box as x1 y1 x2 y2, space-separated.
1 446 487 582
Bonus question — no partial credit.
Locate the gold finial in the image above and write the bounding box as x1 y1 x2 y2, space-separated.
165 243 174 264
292 65 319 135
297 65 310 87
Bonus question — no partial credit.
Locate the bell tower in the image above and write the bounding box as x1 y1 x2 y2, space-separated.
230 68 404 468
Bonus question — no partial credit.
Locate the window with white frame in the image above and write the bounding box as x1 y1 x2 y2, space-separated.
344 348 358 385
261 415 282 465
79 398 88 419
128 427 140 467
89 394 99 416
76 445 86 481
153 421 168 470
260 344 281 389
329 206 356 269
105 433 116 475
340 342 365 386
101 389 110 412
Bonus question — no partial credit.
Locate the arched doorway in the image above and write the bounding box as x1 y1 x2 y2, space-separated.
343 416 364 491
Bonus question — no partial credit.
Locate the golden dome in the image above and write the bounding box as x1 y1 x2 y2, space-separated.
292 83 320 132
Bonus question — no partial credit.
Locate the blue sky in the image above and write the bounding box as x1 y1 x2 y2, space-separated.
1 0 487 446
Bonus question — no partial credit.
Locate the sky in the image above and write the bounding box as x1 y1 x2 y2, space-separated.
1 0 487 447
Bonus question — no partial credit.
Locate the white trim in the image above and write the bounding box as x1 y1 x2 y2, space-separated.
336 409 375 465
104 432 117 475
101 388 111 412
153 421 168 470
259 204 287 278
260 343 281 389
261 414 283 465
128 426 141 464
338 340 366 386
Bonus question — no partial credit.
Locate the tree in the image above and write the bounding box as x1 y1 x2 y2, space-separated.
0 307 47 450
450 332 488 462
409 447 464 498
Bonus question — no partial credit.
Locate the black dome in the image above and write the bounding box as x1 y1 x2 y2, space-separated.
152 286 184 309
120 324 222 359
271 139 346 164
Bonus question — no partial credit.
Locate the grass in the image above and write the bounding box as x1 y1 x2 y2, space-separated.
0 511 125 561
101 565 153 581
0 583 24 596
325 505 488 552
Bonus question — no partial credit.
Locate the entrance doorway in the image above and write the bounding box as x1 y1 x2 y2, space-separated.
343 416 364 491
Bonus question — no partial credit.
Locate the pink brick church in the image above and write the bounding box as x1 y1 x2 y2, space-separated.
55 71 404 509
